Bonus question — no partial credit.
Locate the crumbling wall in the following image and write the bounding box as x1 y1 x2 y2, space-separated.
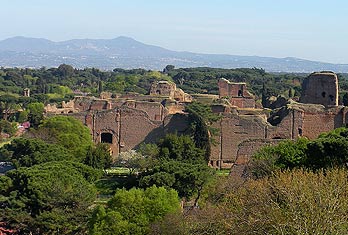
300 72 338 106
73 96 94 111
210 113 267 168
119 107 163 152
267 107 304 139
134 101 165 121
218 78 255 108
174 89 193 102
209 102 348 169
93 109 120 155
149 80 192 102
149 81 176 97
236 139 282 164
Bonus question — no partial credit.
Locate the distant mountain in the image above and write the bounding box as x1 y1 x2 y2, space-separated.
0 36 348 72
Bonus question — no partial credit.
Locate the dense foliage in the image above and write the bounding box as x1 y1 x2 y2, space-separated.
139 134 215 199
153 168 348 235
166 67 306 98
0 138 73 167
89 186 180 235
250 127 348 177
0 66 172 103
0 161 101 234
2 64 348 234
29 116 93 160
185 102 220 161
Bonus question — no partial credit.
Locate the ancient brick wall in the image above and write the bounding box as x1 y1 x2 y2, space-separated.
73 97 94 111
268 109 304 139
236 139 282 164
166 103 185 114
149 81 176 97
134 101 165 121
230 97 255 108
300 72 338 106
218 78 255 108
210 113 266 168
302 112 335 139
301 106 345 139
93 109 120 155
89 100 111 111
119 107 163 152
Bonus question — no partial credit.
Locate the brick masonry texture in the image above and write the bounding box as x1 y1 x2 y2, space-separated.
46 74 347 169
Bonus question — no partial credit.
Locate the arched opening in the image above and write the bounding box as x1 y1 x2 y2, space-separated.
68 111 73 113
101 133 113 144
322 91 326 98
298 128 303 136
156 90 161 95
238 90 243 97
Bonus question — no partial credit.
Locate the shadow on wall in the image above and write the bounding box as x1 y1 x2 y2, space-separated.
134 113 189 149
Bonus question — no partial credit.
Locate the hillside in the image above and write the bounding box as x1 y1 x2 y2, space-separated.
1 36 348 72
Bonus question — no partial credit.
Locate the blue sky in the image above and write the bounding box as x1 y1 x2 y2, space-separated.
2 0 348 63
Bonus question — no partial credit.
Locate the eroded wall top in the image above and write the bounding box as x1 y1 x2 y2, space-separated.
300 72 338 106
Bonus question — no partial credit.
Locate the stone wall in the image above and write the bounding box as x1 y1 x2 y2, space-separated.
210 103 348 169
149 81 192 102
149 81 176 97
210 113 267 168
133 101 166 121
300 72 338 106
218 78 255 108
236 139 282 164
48 72 348 170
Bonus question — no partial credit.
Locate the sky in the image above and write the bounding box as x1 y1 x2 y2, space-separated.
2 0 348 63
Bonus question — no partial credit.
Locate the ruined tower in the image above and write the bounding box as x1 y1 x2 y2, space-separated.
218 78 255 108
300 72 338 106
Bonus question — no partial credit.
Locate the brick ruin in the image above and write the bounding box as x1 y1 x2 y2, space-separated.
218 78 255 108
45 71 347 169
149 80 193 102
300 72 338 106
45 87 190 156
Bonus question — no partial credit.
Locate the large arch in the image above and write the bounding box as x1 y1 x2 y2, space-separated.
101 132 113 144
96 129 119 156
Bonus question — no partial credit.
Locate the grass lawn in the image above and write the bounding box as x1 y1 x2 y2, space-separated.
95 167 138 195
105 167 130 175
216 169 231 176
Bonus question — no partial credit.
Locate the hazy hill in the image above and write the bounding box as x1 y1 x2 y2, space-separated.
1 36 348 72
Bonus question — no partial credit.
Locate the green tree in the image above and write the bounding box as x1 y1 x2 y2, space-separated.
305 127 348 170
17 110 29 123
57 64 74 78
0 94 19 120
0 120 16 137
0 138 74 167
250 138 309 178
84 143 112 169
343 93 348 106
155 168 348 235
35 116 93 160
0 161 100 234
140 160 214 199
27 102 44 127
185 102 220 161
157 134 206 163
88 186 180 235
